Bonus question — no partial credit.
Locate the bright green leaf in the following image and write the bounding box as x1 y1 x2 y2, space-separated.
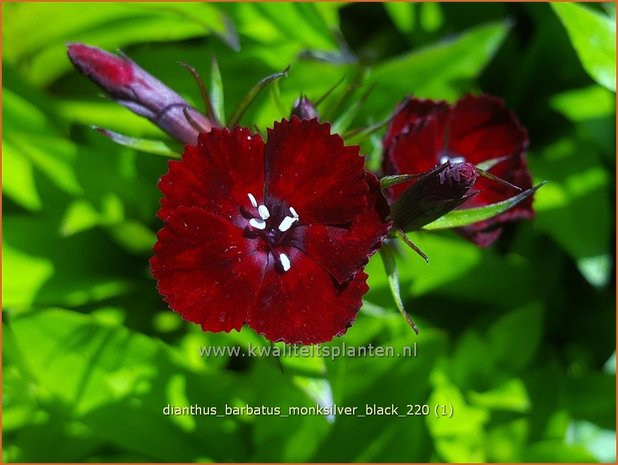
468 378 531 412
362 21 510 119
4 3 237 86
3 216 132 310
228 66 289 127
379 244 419 334
551 85 615 121
384 3 416 35
552 3 616 92
531 138 613 287
107 220 157 254
423 182 545 230
486 419 529 462
95 128 180 158
210 55 226 125
420 2 444 32
8 308 249 462
427 372 489 462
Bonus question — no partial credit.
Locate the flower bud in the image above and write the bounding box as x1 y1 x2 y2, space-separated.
389 162 478 231
67 43 215 145
291 96 319 121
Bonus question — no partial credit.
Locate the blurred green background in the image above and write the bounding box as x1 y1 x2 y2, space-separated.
2 2 616 462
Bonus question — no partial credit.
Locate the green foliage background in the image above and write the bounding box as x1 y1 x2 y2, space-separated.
3 2 616 462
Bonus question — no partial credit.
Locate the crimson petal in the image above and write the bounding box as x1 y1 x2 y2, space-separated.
385 112 449 199
384 97 450 153
382 95 535 248
447 94 528 164
151 206 265 332
247 248 368 344
158 127 265 224
264 117 368 225
289 173 391 284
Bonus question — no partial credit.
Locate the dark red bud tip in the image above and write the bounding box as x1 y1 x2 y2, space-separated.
388 162 478 231
291 96 319 121
438 162 478 196
67 43 134 98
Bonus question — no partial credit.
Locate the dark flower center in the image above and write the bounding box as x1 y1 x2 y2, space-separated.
243 192 300 272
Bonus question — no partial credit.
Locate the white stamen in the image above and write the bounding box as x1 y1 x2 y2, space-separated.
440 155 465 165
258 205 270 220
249 218 266 230
289 206 299 218
247 193 258 208
278 216 298 232
279 253 291 272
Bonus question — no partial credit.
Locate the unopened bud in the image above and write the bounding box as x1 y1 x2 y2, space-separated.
389 162 478 231
291 96 319 121
67 43 215 145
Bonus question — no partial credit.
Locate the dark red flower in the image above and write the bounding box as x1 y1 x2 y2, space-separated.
383 94 534 246
150 118 390 344
67 43 215 144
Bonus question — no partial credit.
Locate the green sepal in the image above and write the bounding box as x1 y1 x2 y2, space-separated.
423 181 547 230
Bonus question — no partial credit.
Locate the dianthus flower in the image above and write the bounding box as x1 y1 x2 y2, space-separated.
383 95 534 246
150 118 390 344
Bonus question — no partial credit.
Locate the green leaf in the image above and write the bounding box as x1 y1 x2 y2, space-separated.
362 21 510 119
3 88 82 206
107 220 157 254
249 361 331 462
4 3 237 86
59 199 116 236
343 118 389 145
448 330 495 391
94 128 180 158
230 3 338 50
384 3 416 35
566 373 616 430
521 441 597 462
3 138 42 211
486 419 529 462
394 233 482 298
228 67 289 128
427 371 489 462
379 174 420 190
330 85 374 134
3 216 132 311
468 378 531 413
379 244 419 334
422 182 545 230
531 138 613 287
487 303 544 372
552 3 616 92
210 55 226 125
7 308 250 462
551 85 615 122
420 3 444 33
